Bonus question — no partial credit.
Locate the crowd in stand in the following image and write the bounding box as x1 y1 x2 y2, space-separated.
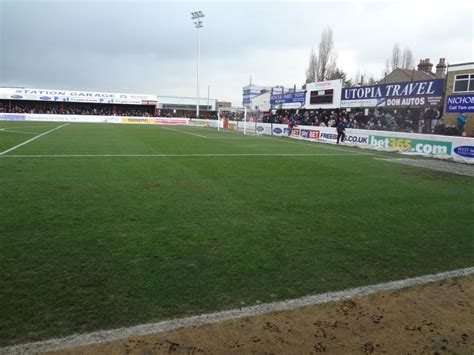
0 101 221 119
218 111 247 121
0 101 155 117
260 107 461 136
157 110 218 120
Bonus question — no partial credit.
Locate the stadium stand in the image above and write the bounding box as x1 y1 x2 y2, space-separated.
261 107 458 135
0 100 155 117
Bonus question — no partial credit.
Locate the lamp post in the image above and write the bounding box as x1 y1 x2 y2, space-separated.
191 11 204 119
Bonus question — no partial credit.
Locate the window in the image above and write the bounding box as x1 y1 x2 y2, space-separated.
453 73 474 92
310 89 334 104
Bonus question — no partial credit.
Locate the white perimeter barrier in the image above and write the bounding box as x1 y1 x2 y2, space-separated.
0 113 193 125
255 122 474 163
1 113 473 161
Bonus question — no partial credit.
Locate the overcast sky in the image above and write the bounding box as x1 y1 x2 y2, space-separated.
1 0 473 105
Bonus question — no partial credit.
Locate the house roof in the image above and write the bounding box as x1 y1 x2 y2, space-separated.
398 68 435 81
381 68 436 84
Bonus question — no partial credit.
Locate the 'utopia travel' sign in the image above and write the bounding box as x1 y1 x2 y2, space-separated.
341 79 444 108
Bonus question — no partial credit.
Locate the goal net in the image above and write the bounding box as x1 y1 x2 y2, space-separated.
217 107 261 135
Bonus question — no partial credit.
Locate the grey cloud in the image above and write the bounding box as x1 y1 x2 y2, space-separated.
1 0 473 106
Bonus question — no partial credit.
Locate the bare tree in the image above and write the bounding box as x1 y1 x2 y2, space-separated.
327 68 352 87
353 69 361 86
387 43 414 72
401 46 414 69
305 48 318 83
367 76 377 85
305 27 337 82
384 59 390 76
390 43 402 71
351 70 378 87
317 27 337 81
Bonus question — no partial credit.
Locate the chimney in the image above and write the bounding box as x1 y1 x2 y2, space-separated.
436 58 447 79
417 58 433 74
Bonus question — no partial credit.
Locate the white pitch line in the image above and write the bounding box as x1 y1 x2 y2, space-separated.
160 126 208 138
0 129 37 135
1 267 472 355
0 124 69 155
0 125 61 130
0 153 365 158
205 137 262 139
186 126 264 139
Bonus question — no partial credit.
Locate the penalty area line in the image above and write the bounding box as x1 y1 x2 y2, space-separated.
0 124 69 155
160 126 208 138
2 267 473 354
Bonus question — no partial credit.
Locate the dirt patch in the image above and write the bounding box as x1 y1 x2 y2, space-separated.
375 158 474 176
51 276 473 354
143 181 161 189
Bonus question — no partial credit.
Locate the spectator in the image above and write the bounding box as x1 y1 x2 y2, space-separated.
431 108 442 133
456 112 467 135
336 118 346 144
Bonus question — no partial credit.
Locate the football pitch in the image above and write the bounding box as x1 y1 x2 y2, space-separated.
1 121 473 346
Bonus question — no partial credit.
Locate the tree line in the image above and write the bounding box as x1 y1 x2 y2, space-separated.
305 27 415 87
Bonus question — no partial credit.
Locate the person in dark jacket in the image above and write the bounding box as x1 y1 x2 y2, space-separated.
336 119 346 144
287 116 296 136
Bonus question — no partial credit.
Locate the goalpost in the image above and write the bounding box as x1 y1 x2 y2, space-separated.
217 107 261 135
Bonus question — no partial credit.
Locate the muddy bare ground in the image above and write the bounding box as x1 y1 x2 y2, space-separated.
50 276 473 354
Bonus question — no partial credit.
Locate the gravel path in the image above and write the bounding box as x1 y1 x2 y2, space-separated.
375 158 474 177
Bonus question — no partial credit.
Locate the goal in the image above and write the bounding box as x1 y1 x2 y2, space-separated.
217 107 261 135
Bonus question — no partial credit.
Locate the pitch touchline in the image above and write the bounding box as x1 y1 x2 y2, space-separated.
1 267 472 354
0 124 69 155
0 153 366 158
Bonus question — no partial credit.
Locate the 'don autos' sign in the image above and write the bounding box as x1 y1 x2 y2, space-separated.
341 79 444 108
446 94 474 113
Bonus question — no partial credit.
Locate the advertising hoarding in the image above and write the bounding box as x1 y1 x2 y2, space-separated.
249 122 472 159
0 88 158 106
446 94 474 113
341 79 444 108
270 91 306 105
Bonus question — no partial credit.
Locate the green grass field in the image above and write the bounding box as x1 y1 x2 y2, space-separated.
1 121 473 346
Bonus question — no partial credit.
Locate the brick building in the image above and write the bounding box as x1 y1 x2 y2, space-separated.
380 58 446 84
443 62 474 136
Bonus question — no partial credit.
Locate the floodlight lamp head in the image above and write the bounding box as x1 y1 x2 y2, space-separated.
191 10 205 19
